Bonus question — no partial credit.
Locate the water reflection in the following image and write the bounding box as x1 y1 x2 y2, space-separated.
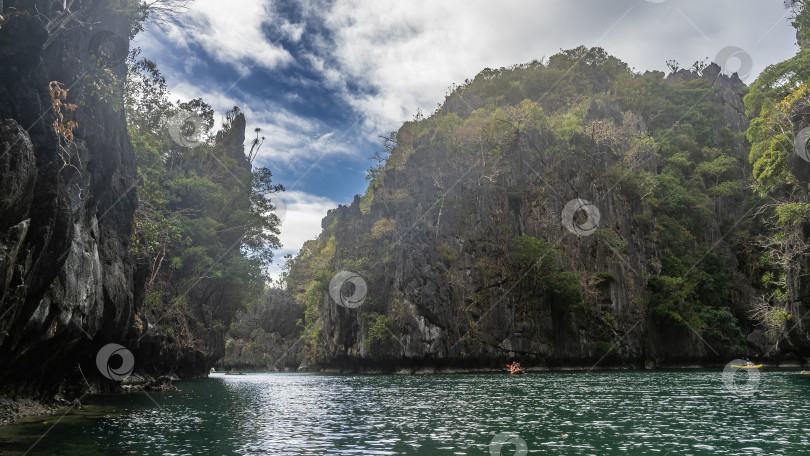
0 370 808 455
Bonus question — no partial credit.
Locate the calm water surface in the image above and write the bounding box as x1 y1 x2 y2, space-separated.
1 370 809 455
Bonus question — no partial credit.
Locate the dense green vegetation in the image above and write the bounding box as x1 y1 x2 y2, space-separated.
743 2 810 339
125 53 283 355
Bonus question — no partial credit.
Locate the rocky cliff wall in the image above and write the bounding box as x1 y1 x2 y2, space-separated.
0 0 137 396
285 61 798 371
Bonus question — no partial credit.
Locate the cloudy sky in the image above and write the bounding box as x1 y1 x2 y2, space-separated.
135 0 800 279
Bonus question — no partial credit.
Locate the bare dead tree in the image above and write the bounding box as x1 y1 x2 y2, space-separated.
248 127 264 164
136 0 192 32
42 0 92 47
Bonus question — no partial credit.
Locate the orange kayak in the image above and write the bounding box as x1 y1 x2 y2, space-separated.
507 364 525 374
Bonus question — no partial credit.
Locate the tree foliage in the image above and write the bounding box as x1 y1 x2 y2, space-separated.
741 1 810 337
126 53 283 352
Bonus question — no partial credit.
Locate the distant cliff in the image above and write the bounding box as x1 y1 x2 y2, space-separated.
220 289 305 371
283 47 810 371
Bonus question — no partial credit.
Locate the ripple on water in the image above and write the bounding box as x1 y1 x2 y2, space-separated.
0 370 808 455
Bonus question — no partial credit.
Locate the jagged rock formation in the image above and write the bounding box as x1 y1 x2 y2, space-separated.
668 63 748 136
285 50 805 371
0 0 137 395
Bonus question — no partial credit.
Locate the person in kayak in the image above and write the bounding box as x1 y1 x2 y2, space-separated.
745 358 755 367
510 361 523 374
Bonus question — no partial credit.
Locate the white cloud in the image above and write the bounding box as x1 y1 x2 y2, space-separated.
280 20 306 43
277 190 336 251
316 0 797 138
266 190 338 281
160 0 293 74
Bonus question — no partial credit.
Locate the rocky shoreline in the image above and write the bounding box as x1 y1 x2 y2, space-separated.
0 395 77 426
0 374 179 425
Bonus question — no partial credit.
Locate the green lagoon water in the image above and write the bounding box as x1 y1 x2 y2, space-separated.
1 370 809 455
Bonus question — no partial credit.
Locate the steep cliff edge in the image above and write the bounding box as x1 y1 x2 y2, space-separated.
285 48 809 371
0 0 137 396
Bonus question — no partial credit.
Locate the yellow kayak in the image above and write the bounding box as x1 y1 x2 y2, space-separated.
730 364 762 369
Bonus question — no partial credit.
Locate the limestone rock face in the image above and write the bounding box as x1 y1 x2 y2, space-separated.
0 0 137 395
